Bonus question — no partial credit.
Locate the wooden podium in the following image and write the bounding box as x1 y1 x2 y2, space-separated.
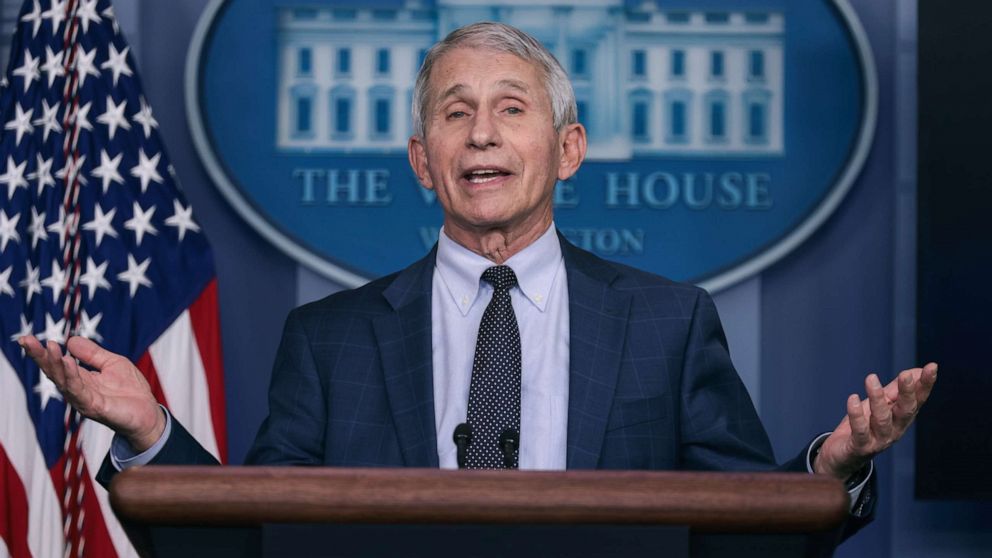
110 467 849 558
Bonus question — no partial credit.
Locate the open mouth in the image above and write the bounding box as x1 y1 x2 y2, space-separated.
464 168 511 184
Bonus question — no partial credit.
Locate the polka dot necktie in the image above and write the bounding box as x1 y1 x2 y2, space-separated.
465 265 522 469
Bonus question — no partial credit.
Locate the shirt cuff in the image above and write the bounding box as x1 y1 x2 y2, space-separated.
805 431 874 512
109 405 172 471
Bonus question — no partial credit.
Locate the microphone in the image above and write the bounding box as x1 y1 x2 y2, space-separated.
453 423 472 469
499 428 519 469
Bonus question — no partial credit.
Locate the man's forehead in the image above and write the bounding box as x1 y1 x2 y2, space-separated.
438 78 532 101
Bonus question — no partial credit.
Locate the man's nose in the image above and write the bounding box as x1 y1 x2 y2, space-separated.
467 110 500 149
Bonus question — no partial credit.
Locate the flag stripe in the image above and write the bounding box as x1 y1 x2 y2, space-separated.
48 453 118 558
187 279 227 463
0 444 31 558
78 421 137 558
134 352 169 411
0 354 62 558
149 311 221 461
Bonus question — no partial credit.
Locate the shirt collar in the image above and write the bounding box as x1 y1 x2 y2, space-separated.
435 223 563 316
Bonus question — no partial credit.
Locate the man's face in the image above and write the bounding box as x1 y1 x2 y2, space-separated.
409 47 585 239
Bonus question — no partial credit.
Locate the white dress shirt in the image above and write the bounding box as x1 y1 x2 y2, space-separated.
432 223 570 470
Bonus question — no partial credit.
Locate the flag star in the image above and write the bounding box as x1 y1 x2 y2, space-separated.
0 76 7 89
40 46 65 88
19 262 42 304
117 254 152 297
0 266 14 297
165 199 200 241
124 202 158 246
32 98 62 141
34 374 63 411
40 259 66 303
46 207 68 249
20 0 44 37
100 44 132 86
74 46 100 88
102 5 120 34
130 149 163 193
0 210 21 251
27 207 48 249
90 149 124 194
39 313 67 345
73 101 94 132
82 204 118 247
55 154 88 187
0 156 29 199
96 96 130 139
76 0 102 34
133 97 158 138
79 257 110 300
42 0 67 34
11 50 40 93
75 310 103 342
28 153 55 195
10 314 32 341
4 104 35 145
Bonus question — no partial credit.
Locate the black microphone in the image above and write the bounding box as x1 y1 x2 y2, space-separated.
499 428 519 469
453 423 472 469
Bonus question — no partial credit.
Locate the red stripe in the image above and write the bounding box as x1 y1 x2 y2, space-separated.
0 444 32 558
188 279 228 463
135 352 170 410
49 453 118 558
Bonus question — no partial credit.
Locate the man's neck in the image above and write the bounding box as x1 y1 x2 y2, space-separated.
443 216 553 264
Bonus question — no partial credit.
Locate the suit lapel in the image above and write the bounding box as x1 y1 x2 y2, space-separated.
561 238 631 469
373 248 440 467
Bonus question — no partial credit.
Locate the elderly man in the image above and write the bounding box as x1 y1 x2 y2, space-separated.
21 22 935 536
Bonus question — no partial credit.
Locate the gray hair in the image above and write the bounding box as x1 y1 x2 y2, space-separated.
412 22 578 138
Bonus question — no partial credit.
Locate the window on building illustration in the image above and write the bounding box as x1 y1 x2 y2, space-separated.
411 10 432 21
571 49 588 78
297 48 312 76
663 91 692 144
748 102 766 141
666 12 690 24
375 99 390 135
293 8 317 20
632 50 646 78
705 12 730 24
372 9 397 21
295 96 312 135
335 98 351 134
671 50 685 78
710 51 724 78
332 9 356 20
369 85 395 140
376 49 390 75
632 101 649 142
749 51 765 80
709 101 726 139
671 102 686 138
576 100 589 132
745 12 770 24
337 48 351 76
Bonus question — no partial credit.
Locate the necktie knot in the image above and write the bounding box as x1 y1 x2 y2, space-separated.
482 265 518 292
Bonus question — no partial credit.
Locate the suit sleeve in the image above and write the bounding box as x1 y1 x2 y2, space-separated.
678 289 777 471
95 418 219 488
244 308 327 465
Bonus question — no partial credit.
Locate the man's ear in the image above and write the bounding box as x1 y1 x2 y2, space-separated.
557 123 587 181
408 135 434 190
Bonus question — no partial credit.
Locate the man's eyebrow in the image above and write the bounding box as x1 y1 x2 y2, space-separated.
438 83 467 104
435 79 531 106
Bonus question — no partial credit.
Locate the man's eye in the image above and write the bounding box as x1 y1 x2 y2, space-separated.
448 111 467 119
505 107 522 115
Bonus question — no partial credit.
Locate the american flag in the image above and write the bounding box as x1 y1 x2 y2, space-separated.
0 1 227 556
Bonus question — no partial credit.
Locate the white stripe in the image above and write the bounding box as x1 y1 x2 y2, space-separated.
0 353 65 558
78 420 139 558
148 310 220 459
0 531 9 558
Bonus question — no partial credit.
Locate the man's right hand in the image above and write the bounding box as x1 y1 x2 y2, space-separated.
18 335 165 452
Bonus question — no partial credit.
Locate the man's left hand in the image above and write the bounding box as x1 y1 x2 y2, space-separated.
814 363 938 481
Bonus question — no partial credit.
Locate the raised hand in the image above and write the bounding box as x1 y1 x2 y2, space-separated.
814 363 938 480
18 335 165 452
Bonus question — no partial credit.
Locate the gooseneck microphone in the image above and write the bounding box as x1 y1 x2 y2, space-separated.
499 428 520 469
453 423 473 469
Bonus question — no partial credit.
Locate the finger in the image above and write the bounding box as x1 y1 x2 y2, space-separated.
34 340 69 389
59 353 92 409
848 393 871 449
66 336 121 371
917 362 938 404
892 370 918 430
866 373 893 440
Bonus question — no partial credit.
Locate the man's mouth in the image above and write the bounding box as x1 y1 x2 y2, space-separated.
464 168 511 184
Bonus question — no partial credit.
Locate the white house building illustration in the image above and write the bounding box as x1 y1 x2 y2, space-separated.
275 0 784 158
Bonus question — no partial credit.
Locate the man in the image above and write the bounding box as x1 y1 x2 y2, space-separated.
21 21 935 536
